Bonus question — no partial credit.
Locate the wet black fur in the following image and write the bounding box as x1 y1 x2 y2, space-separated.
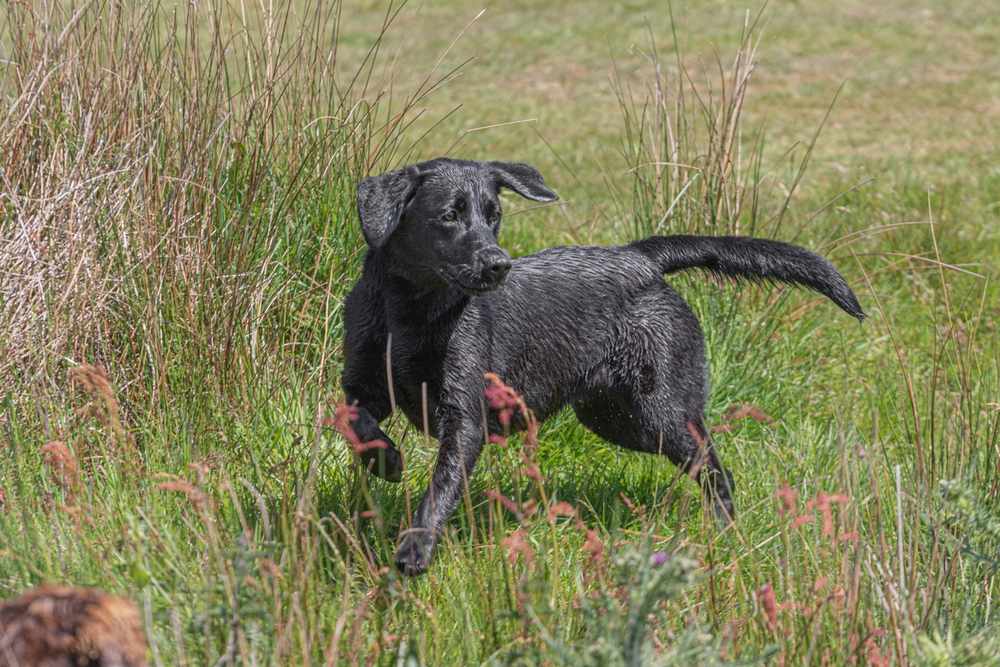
341 157 864 576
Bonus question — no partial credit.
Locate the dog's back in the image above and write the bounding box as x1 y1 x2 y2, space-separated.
459 243 701 417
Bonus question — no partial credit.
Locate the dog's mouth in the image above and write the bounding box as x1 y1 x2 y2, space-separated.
438 266 507 296
453 276 507 296
459 282 501 295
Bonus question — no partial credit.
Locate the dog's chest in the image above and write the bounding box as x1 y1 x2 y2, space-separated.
387 328 447 432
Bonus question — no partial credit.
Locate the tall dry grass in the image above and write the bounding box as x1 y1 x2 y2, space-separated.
0 0 434 402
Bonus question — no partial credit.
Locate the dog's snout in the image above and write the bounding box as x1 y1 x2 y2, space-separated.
484 257 511 283
477 247 511 286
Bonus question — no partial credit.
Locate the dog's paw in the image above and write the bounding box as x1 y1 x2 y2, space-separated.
360 444 403 482
395 530 436 576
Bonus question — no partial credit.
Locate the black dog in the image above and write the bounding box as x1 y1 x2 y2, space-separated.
341 158 863 575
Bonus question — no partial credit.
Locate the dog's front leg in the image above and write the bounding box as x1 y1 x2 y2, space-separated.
342 392 404 483
341 371 404 483
341 277 404 482
395 407 483 575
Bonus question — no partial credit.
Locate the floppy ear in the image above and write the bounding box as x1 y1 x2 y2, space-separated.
356 166 420 248
488 161 558 202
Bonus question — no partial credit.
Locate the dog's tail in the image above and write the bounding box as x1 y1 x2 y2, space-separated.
632 235 865 320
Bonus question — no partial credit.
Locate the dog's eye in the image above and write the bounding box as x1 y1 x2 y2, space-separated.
442 210 458 223
484 201 500 224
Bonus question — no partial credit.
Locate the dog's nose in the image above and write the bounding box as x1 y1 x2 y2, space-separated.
484 258 511 283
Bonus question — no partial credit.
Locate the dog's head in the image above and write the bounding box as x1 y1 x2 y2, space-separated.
357 158 557 294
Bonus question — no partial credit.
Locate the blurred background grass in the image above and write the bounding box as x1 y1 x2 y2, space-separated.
337 0 1000 240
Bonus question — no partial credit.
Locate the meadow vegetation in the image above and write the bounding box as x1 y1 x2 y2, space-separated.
1 1 998 664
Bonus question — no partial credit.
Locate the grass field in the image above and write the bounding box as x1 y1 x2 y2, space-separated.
1 1 998 664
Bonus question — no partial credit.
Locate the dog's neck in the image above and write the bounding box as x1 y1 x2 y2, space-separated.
366 250 469 329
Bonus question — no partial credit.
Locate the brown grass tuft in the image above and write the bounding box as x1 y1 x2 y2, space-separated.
0 585 148 667
155 478 210 510
69 363 132 450
711 403 775 433
40 440 79 500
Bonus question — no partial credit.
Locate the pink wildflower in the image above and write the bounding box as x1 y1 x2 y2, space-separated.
328 403 388 455
775 484 799 518
501 528 534 567
757 583 778 630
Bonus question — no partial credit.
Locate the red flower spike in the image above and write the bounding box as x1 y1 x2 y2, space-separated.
582 529 605 565
329 402 389 456
757 583 778 630
775 484 799 518
486 489 522 518
501 528 535 567
547 501 576 523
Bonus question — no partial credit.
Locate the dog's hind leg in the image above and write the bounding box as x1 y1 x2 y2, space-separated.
574 396 735 523
676 418 735 525
574 284 735 522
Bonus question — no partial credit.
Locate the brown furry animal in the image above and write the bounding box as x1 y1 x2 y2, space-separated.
0 586 147 667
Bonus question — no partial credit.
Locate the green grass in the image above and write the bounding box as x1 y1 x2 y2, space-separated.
1 1 999 665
